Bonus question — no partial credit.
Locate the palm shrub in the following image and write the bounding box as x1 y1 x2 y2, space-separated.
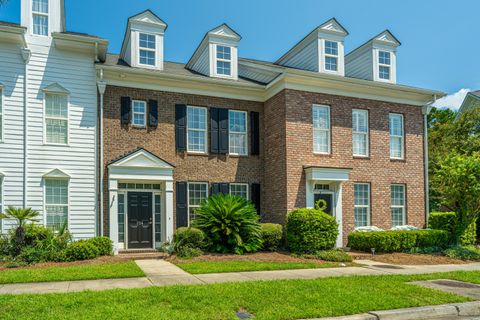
192 194 263 254
0 207 40 255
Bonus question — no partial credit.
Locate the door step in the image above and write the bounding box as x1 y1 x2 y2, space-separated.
118 249 167 260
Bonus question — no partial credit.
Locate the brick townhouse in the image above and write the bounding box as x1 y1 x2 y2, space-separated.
97 11 443 252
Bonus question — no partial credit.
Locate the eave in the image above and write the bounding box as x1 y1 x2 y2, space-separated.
0 24 27 46
52 32 109 62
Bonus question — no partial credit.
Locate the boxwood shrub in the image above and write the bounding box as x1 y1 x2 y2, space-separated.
88 237 113 256
64 240 100 261
348 230 449 253
286 208 338 254
260 223 283 251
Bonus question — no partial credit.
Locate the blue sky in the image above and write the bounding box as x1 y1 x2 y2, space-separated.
1 0 478 108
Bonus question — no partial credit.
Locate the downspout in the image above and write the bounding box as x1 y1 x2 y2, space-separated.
97 69 107 236
422 95 437 228
21 47 31 208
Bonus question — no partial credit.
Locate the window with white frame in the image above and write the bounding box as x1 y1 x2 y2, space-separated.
187 106 207 153
230 183 248 199
352 109 369 157
229 110 247 155
313 105 331 154
32 0 48 36
389 113 404 159
354 183 370 227
45 179 68 231
324 40 339 72
139 33 156 66
132 100 147 127
391 184 406 227
216 45 232 76
188 182 208 224
378 51 391 80
118 193 125 243
45 93 68 144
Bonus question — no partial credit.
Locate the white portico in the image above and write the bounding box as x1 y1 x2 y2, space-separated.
108 149 174 254
305 166 351 247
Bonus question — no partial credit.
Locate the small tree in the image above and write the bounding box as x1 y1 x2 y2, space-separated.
0 206 40 254
431 152 480 245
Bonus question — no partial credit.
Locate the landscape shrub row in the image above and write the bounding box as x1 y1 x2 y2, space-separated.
429 212 477 246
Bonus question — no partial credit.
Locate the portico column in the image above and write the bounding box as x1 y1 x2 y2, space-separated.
109 179 119 254
165 180 174 242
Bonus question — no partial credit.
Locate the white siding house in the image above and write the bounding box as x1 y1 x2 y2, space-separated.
0 0 107 239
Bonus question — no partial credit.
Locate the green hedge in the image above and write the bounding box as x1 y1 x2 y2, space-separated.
286 208 338 254
348 230 449 253
429 212 477 246
260 223 283 251
64 240 100 261
88 237 113 256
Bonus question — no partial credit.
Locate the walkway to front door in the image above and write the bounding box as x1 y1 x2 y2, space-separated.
128 192 153 249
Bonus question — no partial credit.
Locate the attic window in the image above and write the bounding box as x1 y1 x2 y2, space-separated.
324 40 338 71
216 45 232 76
139 33 156 66
32 0 48 36
378 51 391 80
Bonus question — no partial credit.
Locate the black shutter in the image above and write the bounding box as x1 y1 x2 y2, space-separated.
148 99 158 127
120 97 131 125
211 183 220 195
251 183 261 214
176 182 188 228
220 183 230 195
210 108 219 154
219 108 229 154
175 104 187 151
251 111 260 155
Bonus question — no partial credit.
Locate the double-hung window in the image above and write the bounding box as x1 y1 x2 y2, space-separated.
45 93 68 144
139 33 156 66
313 105 331 154
389 113 404 159
354 183 370 227
352 109 369 157
230 183 248 199
378 51 391 80
188 182 208 224
324 40 339 72
216 45 232 76
187 106 207 153
45 179 68 231
32 0 48 36
132 100 147 127
391 184 406 227
229 110 247 155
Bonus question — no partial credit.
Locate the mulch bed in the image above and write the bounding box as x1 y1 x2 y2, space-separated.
0 256 131 271
349 251 466 265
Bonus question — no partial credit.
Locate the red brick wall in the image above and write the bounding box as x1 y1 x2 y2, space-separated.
102 86 264 235
265 89 426 243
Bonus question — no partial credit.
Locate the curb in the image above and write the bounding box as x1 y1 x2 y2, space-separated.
301 301 480 319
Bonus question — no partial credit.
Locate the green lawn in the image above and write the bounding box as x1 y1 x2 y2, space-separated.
1 271 479 320
0 261 145 284
175 260 339 274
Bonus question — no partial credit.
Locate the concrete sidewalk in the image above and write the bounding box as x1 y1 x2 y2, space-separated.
1 259 480 295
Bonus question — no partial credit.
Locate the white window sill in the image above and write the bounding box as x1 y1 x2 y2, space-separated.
43 143 70 147
313 151 331 155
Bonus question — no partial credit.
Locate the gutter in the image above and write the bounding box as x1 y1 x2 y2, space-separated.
21 47 31 209
97 69 107 236
422 95 437 227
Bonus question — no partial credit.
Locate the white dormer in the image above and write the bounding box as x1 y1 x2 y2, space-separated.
21 0 65 37
345 30 401 84
275 18 349 76
186 24 241 80
120 10 167 71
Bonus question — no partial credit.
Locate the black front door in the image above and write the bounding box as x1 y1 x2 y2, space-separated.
128 192 153 249
314 193 334 216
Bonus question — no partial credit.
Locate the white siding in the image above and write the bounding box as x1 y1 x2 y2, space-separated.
345 46 373 80
280 38 318 72
0 42 26 234
26 43 97 239
191 44 210 76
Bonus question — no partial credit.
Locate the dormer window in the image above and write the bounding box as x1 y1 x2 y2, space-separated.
378 51 391 80
32 0 49 36
324 40 339 72
216 45 232 76
139 33 156 67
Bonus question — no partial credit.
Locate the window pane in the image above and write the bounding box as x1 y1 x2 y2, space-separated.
33 15 48 36
379 51 391 65
139 33 156 49
230 184 248 199
46 119 68 144
354 184 370 227
188 183 208 223
33 0 48 13
187 107 206 130
389 114 403 136
389 114 404 159
325 41 338 55
325 56 338 71
391 184 405 226
46 94 68 118
353 133 367 156
155 194 162 242
46 205 67 231
379 66 390 80
391 185 405 206
313 130 329 153
229 111 247 155
187 107 207 152
217 61 231 75
313 106 330 130
139 50 155 66
118 194 125 243
313 106 330 153
45 179 68 204
217 46 231 60
132 101 146 126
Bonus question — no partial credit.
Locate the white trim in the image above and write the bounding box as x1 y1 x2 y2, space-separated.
312 104 331 154
391 184 407 226
352 109 369 157
229 183 249 200
137 32 157 68
389 113 405 160
131 100 147 128
43 177 70 231
214 44 233 78
31 0 49 37
43 90 70 146
354 183 371 227
228 110 248 156
186 106 208 154
187 182 209 226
